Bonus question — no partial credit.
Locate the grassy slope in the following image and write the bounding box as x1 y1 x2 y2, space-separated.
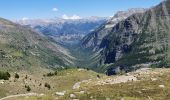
0 68 102 99
1 68 170 100
60 68 170 100
0 18 76 72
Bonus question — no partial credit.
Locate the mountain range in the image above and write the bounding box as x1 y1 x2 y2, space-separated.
1 0 170 99
1 1 170 74
16 17 108 44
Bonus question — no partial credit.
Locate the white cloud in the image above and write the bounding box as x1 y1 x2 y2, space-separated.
22 17 29 21
62 14 81 20
62 14 69 19
52 8 58 12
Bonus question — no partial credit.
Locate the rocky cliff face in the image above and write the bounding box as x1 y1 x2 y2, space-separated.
81 8 146 51
100 0 170 71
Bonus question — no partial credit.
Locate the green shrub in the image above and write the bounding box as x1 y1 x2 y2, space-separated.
25 75 28 79
6 72 10 78
15 73 19 79
0 71 11 80
25 85 31 92
47 72 54 77
54 71 58 75
97 75 101 78
46 71 58 77
44 83 51 90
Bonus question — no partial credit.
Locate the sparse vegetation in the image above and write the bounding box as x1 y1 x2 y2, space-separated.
45 71 58 77
0 68 102 99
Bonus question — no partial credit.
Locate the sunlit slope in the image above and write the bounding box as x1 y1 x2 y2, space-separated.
0 18 75 71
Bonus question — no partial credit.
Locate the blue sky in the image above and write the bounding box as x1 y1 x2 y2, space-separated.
0 0 162 20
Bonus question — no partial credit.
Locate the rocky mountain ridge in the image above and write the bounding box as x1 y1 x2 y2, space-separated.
89 0 170 74
81 8 147 51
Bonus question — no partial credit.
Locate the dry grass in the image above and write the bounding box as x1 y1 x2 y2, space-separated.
0 68 101 99
60 68 170 100
1 68 170 100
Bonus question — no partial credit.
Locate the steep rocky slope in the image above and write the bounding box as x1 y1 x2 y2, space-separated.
81 8 146 51
98 0 170 72
80 0 170 74
0 18 75 72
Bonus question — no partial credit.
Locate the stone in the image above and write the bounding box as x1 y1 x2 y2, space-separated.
55 91 66 96
159 85 165 88
151 78 157 81
70 94 76 98
0 80 4 84
74 91 85 94
73 82 81 89
78 69 85 71
106 97 110 100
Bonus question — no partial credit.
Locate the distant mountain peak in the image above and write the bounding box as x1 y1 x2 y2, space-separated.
113 8 147 19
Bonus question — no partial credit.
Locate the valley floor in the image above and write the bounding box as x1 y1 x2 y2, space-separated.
1 68 170 100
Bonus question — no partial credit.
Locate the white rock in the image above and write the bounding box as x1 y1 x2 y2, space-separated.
105 24 115 28
159 85 165 88
55 91 66 96
121 98 125 100
73 82 81 89
39 94 44 96
151 78 157 81
74 91 85 94
78 69 85 71
79 91 85 94
106 97 110 100
0 80 4 84
70 94 76 98
90 96 93 99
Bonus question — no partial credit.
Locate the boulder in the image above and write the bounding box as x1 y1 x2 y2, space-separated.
55 91 66 96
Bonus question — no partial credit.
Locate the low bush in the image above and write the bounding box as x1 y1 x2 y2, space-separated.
44 83 51 90
25 85 31 91
15 73 19 79
0 71 11 80
45 71 58 77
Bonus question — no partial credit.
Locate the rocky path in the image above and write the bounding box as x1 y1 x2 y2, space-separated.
96 75 137 85
0 93 44 100
72 79 92 89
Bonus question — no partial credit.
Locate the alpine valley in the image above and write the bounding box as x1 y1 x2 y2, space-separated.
1 0 170 100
